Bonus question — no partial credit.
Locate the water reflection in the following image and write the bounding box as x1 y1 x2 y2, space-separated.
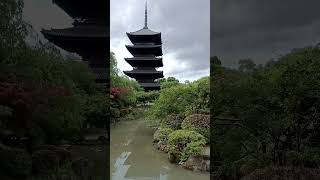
110 120 209 180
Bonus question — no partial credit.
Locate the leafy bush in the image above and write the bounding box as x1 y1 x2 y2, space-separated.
148 77 209 126
148 85 196 123
136 91 160 104
110 107 120 119
167 130 206 162
83 94 109 128
159 77 180 89
160 114 184 130
153 128 173 144
181 114 210 141
181 141 205 162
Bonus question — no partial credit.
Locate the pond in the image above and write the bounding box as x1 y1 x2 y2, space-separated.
110 119 210 180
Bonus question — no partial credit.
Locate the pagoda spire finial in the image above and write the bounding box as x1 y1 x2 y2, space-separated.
144 0 148 28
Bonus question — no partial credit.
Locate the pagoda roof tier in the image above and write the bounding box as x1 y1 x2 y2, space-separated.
41 28 108 59
123 70 163 79
126 45 162 56
53 0 108 20
127 28 161 45
41 26 108 38
139 82 160 91
124 57 163 67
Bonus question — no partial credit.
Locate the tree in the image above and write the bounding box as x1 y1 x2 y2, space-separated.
212 46 320 179
238 58 256 73
160 77 180 89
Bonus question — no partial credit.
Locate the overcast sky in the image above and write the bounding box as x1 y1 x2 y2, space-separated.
212 0 320 68
111 0 210 82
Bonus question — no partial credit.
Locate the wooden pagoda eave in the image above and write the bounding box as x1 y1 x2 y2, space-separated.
123 70 164 79
124 59 163 67
41 28 109 38
125 45 162 56
126 32 162 45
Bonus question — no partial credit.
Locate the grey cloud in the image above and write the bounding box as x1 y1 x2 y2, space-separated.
212 0 320 67
111 0 210 81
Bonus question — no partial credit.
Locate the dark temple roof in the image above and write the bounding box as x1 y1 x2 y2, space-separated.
53 0 108 20
126 44 162 56
41 26 109 38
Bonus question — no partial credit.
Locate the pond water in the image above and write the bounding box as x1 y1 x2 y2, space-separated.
110 119 210 180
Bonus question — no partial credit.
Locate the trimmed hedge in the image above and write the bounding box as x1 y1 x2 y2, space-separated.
153 128 174 144
167 130 206 162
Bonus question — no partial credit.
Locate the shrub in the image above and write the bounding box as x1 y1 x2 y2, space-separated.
148 85 196 122
83 94 109 127
153 128 174 144
167 130 206 162
181 114 210 141
136 91 160 104
181 141 205 162
160 114 184 130
110 107 120 118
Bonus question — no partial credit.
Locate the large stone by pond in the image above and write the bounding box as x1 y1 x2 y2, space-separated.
182 155 210 172
182 146 210 172
202 145 210 160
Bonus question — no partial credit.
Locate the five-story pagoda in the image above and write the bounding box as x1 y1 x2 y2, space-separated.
41 0 109 88
124 2 164 91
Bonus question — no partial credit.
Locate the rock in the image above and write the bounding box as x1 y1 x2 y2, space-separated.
72 158 90 180
202 145 210 160
182 155 210 172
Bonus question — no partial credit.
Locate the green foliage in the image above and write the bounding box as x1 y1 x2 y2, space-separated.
181 141 205 162
136 91 160 104
148 85 195 123
160 114 184 130
168 130 205 162
212 46 320 178
159 77 180 89
181 114 210 141
153 128 173 144
83 94 109 128
110 107 120 119
148 77 209 127
110 51 143 122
